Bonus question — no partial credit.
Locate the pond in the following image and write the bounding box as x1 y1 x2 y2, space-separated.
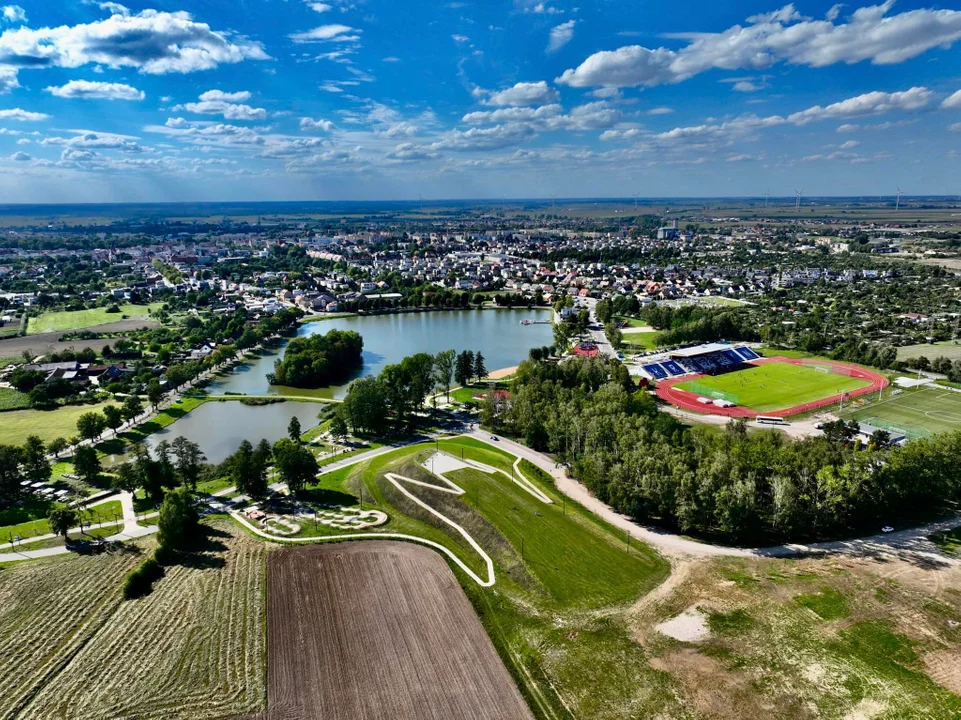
138 309 554 464
206 308 554 400
143 400 325 465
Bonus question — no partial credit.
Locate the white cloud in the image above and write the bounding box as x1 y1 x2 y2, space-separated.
557 3 961 88
289 24 359 43
943 90 961 109
199 89 251 103
174 90 265 120
305 2 333 12
825 4 843 22
786 87 931 125
45 79 144 100
840 139 859 148
0 9 268 74
746 4 805 24
9 150 29 161
0 108 48 121
41 131 145 153
547 20 575 53
0 66 19 93
300 117 335 131
452 34 470 43
480 81 560 107
432 124 538 151
516 0 563 14
950 123 961 132
837 123 859 132
2 5 26 23
733 81 763 92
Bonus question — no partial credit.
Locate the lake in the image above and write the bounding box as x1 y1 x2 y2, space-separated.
206 308 554 400
144 400 324 465
146 309 553 463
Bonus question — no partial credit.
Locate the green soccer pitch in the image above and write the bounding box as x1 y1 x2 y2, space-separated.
675 361 873 414
839 386 961 438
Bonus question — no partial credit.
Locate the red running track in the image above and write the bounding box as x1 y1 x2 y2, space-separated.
655 357 889 419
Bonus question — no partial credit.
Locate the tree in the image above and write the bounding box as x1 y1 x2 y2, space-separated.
48 437 69 459
76 411 107 442
288 416 303 444
595 299 613 325
48 504 79 539
455 350 474 387
146 381 164 410
154 440 177 490
103 405 124 433
122 394 144 422
341 377 388 436
330 411 349 440
272 439 319 495
171 437 205 490
113 462 140 496
433 349 456 402
229 439 270 497
22 435 50 485
473 351 487 382
0 445 25 503
157 486 198 550
73 445 102 484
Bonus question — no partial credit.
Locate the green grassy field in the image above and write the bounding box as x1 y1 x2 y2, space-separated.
0 500 122 542
0 387 31 411
621 331 660 351
897 341 961 362
839 387 961 438
677 361 872 413
0 401 118 446
27 303 161 335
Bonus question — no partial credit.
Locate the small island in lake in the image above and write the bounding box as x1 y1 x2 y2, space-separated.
267 329 364 388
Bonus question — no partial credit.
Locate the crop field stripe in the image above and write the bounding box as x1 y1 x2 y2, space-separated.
265 542 534 720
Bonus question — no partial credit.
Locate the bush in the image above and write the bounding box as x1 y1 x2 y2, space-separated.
105 304 121 314
122 556 165 599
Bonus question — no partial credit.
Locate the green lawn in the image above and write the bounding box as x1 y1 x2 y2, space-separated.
0 401 118 446
896 341 961 362
0 387 31 411
676 361 872 413
621 331 660 351
929 527 961 556
449 382 507 405
840 386 961 438
27 303 161 335
0 499 121 542
614 316 647 328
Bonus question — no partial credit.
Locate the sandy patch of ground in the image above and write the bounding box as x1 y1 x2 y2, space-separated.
487 365 518 380
621 325 656 334
655 608 710 642
924 649 961 695
843 698 886 720
649 649 755 718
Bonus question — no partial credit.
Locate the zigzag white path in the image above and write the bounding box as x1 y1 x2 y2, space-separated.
231 450 555 587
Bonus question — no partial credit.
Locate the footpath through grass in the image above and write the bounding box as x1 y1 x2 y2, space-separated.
677 361 871 412
27 303 162 335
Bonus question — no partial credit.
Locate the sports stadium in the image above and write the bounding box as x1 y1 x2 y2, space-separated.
640 343 888 418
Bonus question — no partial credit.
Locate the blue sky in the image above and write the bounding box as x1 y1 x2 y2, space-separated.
0 0 959 202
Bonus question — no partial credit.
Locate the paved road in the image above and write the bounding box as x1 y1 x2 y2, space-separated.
582 297 618 359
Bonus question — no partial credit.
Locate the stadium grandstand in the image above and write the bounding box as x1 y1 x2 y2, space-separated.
638 343 761 382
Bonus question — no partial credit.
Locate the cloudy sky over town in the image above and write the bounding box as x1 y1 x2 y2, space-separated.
0 0 959 202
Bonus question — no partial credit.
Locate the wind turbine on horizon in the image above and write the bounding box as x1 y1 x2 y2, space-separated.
896 186 904 211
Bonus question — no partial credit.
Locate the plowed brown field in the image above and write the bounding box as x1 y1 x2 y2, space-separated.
266 541 533 720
